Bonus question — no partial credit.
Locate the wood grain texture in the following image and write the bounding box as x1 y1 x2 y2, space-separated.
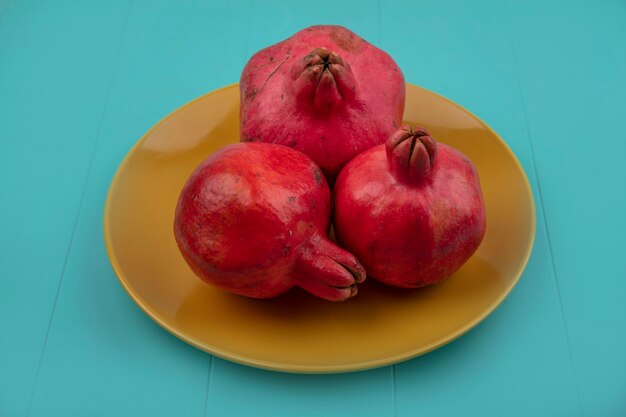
507 0 626 415
23 0 228 415
0 0 131 414
0 0 624 415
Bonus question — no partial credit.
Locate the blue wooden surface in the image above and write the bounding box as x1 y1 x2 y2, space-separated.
1 0 624 415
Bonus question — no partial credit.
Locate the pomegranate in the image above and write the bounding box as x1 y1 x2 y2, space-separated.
240 25 405 181
174 143 365 301
333 126 486 288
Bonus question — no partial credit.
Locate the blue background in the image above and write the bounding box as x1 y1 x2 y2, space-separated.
1 0 625 415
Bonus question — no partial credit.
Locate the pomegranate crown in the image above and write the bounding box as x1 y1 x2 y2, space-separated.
291 47 356 113
385 125 438 182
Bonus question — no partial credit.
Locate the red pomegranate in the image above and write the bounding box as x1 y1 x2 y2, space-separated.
240 25 405 181
333 126 486 288
174 143 365 301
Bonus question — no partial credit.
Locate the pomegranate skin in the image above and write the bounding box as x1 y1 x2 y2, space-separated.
333 126 486 288
174 143 365 301
240 25 405 181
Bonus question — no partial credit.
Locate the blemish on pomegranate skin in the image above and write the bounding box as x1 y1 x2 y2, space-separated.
313 169 323 185
329 29 358 52
256 53 291 99
246 88 259 100
288 196 297 202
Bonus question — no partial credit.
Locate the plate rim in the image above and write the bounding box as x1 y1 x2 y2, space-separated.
103 82 537 373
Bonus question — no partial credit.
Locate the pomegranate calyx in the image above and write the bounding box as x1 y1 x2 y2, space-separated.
293 233 365 301
386 125 438 182
292 48 356 113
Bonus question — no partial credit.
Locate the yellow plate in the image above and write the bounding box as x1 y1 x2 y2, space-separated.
104 83 536 373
